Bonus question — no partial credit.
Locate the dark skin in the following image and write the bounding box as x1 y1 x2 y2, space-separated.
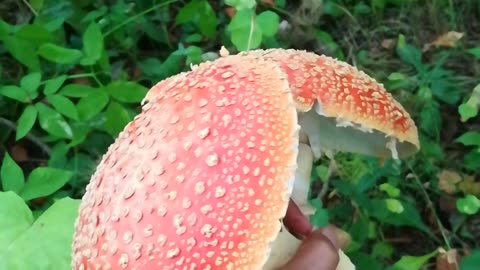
279 200 340 270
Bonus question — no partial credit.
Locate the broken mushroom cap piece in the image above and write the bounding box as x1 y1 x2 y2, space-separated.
246 49 419 160
71 53 300 269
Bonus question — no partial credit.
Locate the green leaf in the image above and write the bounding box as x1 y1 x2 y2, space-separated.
387 250 438 270
59 84 97 98
38 43 83 64
0 191 34 254
372 242 393 259
35 103 73 139
459 103 478 122
467 47 480 59
228 9 262 51
309 200 330 227
0 85 29 102
385 198 404 213
0 192 80 270
175 0 217 38
106 81 148 103
82 22 104 64
380 183 400 197
369 199 431 234
105 102 132 136
456 195 480 215
44 75 67 95
256 11 280 37
461 250 480 270
19 167 73 201
2 35 40 70
47 95 79 120
76 90 109 121
420 98 441 139
396 34 423 70
0 20 11 40
1 153 25 194
456 131 480 147
16 105 38 141
16 24 52 44
225 0 256 10
20 72 42 98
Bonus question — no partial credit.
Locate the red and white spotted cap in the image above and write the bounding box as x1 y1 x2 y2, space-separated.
71 53 300 270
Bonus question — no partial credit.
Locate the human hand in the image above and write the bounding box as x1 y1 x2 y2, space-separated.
278 200 340 270
278 226 340 270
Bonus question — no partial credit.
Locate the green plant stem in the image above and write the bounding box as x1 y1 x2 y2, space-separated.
66 73 105 80
21 0 38 16
0 117 51 155
409 164 452 250
90 67 104 87
104 0 179 37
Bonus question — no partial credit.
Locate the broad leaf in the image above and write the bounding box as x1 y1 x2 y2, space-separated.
16 105 38 141
20 72 42 99
256 11 280 37
105 102 132 136
38 43 83 64
2 36 40 70
228 9 262 51
456 131 480 147
0 86 29 103
0 192 80 270
387 250 437 270
76 90 109 121
19 167 73 201
106 81 148 103
60 84 97 98
1 154 25 194
44 75 67 95
35 103 73 139
47 95 79 120
82 22 104 64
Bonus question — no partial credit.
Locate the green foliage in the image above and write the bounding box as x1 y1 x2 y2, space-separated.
0 192 80 270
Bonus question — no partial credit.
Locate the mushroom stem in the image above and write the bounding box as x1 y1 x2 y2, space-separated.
264 143 356 270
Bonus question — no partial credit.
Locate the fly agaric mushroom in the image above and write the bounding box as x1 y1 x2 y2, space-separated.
71 48 419 270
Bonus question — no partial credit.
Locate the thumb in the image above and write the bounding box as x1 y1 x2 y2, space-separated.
279 226 340 270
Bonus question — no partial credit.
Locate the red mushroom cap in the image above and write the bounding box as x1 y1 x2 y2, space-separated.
247 49 419 159
71 54 300 269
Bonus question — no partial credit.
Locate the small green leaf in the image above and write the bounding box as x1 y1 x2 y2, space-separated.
460 250 480 270
2 35 40 70
59 84 97 98
380 183 400 197
82 22 104 64
256 11 280 37
467 47 480 59
456 131 480 147
372 242 393 259
387 250 438 270
0 19 11 39
225 0 256 10
385 198 404 213
19 167 73 201
106 81 148 103
44 75 67 95
0 85 29 102
16 24 52 44
1 153 25 194
47 95 79 120
76 90 109 121
16 105 38 141
456 195 480 215
309 199 330 227
35 103 73 139
175 0 217 39
38 43 83 64
20 72 42 98
228 9 262 51
105 102 132 137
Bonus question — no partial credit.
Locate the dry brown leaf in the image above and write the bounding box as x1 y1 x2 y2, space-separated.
225 7 236 18
10 144 28 162
437 170 462 194
381 39 395 50
425 31 464 51
436 247 459 270
458 175 480 196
